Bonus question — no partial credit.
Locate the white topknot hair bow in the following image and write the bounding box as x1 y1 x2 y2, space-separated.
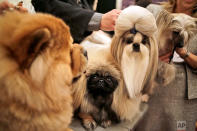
115 5 157 37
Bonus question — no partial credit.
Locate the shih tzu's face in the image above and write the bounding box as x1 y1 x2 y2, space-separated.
111 28 156 99
87 71 119 96
122 30 150 56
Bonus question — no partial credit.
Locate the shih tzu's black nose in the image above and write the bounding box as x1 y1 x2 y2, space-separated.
133 43 140 52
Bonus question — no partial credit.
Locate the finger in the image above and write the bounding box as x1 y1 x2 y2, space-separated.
15 6 28 12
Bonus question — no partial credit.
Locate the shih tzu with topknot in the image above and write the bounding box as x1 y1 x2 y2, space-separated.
111 5 158 101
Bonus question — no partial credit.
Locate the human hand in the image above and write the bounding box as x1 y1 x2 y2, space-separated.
0 0 14 14
159 52 172 63
176 47 187 56
100 9 121 31
176 47 187 58
0 0 27 14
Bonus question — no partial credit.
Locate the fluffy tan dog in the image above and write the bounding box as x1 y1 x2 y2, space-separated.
0 11 87 131
155 10 197 85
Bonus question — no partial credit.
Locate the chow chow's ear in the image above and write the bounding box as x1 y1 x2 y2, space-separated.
27 28 51 55
14 28 51 68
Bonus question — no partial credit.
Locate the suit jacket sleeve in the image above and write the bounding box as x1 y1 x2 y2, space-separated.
32 0 95 43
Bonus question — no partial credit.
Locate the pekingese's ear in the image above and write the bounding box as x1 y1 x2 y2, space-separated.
71 44 87 78
12 28 51 69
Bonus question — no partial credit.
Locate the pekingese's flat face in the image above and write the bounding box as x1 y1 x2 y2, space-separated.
87 71 118 95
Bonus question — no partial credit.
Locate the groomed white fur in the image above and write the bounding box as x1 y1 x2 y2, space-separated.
115 6 157 37
121 41 150 98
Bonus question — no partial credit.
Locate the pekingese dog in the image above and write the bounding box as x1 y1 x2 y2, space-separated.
0 11 87 131
72 47 121 130
155 10 197 85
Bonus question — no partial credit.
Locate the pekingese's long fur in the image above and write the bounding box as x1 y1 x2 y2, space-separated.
72 46 121 130
155 10 197 85
0 11 87 131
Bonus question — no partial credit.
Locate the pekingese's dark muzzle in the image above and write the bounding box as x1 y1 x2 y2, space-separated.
87 73 118 95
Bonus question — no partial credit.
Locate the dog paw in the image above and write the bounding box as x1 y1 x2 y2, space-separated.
141 94 149 102
82 119 97 131
100 120 112 128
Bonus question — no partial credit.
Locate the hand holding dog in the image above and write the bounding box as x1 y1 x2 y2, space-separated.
175 47 187 58
100 9 121 31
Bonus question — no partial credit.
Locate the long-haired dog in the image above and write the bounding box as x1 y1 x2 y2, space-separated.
72 46 121 130
0 11 87 131
155 10 197 85
72 6 158 130
110 5 158 121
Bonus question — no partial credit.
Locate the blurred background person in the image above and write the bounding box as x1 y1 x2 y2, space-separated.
32 0 121 43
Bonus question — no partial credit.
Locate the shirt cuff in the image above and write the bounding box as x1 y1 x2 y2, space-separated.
87 12 103 31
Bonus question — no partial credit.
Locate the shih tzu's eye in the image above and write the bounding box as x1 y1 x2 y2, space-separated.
126 37 133 44
142 35 148 44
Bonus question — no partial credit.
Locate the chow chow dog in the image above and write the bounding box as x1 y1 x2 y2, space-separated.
0 11 87 131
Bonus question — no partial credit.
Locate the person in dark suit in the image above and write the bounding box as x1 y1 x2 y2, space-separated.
32 0 121 43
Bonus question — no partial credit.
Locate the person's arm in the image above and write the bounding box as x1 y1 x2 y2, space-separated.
88 9 121 31
32 0 94 42
176 47 197 69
